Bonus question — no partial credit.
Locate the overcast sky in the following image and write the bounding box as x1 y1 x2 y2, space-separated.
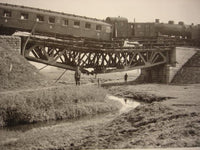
1 0 200 25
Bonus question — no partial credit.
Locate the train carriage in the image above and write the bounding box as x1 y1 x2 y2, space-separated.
0 3 112 41
106 17 129 38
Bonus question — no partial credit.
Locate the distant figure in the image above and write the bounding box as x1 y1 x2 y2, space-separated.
74 66 81 86
98 78 100 87
95 73 97 79
124 98 127 104
124 73 128 82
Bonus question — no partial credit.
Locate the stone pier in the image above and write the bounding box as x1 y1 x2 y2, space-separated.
135 47 199 84
136 64 171 83
136 47 176 84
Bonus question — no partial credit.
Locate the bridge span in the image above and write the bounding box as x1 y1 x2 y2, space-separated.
0 34 176 83
20 34 176 82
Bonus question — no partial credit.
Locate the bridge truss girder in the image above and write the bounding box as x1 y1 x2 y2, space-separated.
23 39 172 74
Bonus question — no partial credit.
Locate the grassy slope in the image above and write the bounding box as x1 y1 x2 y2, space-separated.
0 44 45 91
0 85 122 127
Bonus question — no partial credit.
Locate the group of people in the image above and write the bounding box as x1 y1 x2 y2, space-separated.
74 66 129 86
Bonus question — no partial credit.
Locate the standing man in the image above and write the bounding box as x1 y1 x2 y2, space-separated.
124 98 127 104
74 66 81 86
98 78 100 87
124 73 128 83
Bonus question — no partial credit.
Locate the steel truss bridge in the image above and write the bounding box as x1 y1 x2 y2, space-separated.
21 35 175 74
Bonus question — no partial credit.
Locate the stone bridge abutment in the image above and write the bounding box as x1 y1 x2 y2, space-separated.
136 47 176 83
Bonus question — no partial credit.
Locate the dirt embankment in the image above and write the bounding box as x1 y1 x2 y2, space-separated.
80 103 200 149
172 50 200 84
0 44 45 91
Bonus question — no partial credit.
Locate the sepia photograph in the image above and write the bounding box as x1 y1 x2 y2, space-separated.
0 0 200 150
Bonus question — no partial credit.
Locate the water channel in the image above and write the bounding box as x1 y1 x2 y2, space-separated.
0 95 140 145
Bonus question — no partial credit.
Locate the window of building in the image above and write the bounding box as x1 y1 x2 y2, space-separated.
3 10 11 17
74 21 80 27
20 13 28 20
63 19 68 26
96 25 102 31
49 17 55 24
85 23 91 29
36 15 44 22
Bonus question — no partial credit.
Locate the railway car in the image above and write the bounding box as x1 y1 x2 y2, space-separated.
105 17 129 38
191 24 200 40
0 3 112 41
105 17 192 40
130 22 157 38
105 17 156 39
0 3 199 44
154 20 191 39
105 17 159 39
105 17 157 39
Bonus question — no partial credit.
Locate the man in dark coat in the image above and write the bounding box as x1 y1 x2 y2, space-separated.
74 66 81 86
124 73 128 82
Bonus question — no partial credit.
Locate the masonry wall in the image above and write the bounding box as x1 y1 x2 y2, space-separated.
135 64 170 83
168 47 197 83
0 35 21 53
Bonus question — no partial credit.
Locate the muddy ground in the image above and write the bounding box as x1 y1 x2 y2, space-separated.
97 84 200 149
